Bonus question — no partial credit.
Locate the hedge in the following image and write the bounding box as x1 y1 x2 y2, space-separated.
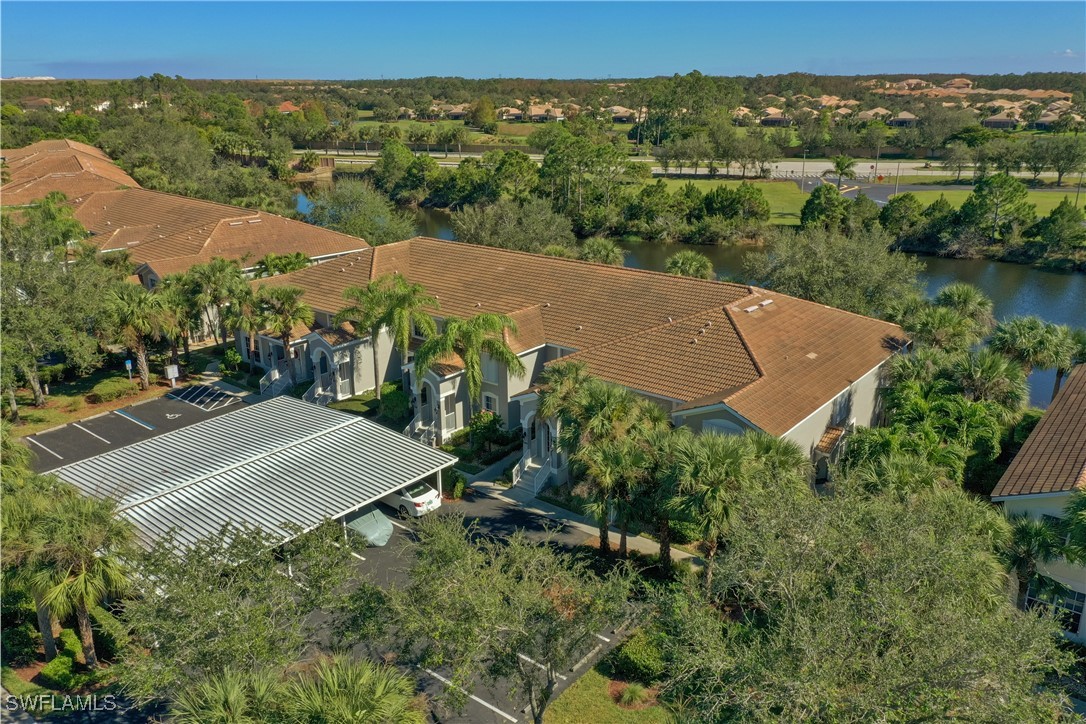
610 628 667 684
38 652 75 690
89 378 139 403
57 627 84 665
89 606 127 662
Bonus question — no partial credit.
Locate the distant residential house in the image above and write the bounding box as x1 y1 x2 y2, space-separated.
397 107 417 120
887 111 918 128
942 77 974 89
759 109 792 127
497 106 523 121
278 101 302 114
90 100 111 112
982 112 1020 130
250 237 907 492
832 107 853 121
1033 112 1082 131
606 105 637 123
856 107 892 122
528 104 564 122
991 365 1086 644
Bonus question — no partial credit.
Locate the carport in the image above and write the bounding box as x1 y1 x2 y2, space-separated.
48 396 457 549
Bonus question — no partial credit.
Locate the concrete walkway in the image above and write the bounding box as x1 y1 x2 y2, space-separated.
468 454 702 568
194 360 272 404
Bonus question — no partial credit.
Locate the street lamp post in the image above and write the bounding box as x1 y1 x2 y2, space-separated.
894 159 903 196
801 148 809 190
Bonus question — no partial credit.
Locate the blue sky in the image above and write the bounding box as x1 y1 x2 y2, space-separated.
2 2 1083 79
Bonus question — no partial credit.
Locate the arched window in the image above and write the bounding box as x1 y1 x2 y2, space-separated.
703 419 743 436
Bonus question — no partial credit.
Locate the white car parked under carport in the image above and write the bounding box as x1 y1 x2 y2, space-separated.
382 481 441 518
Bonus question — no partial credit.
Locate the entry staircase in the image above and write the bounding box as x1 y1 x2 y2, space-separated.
258 362 292 397
511 457 551 495
302 381 335 407
403 414 437 446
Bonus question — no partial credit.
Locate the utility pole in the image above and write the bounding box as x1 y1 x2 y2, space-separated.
801 148 808 190
894 159 902 196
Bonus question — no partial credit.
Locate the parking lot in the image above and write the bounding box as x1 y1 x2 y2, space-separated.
26 389 622 723
27 388 240 473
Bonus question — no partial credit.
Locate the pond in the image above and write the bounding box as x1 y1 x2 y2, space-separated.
301 198 1085 407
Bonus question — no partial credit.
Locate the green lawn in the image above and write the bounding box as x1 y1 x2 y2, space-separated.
656 178 807 224
897 190 1078 215
545 667 670 724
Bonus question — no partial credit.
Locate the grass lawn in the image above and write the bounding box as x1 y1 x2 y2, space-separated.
545 667 670 724
897 189 1078 215
4 350 220 438
656 177 806 224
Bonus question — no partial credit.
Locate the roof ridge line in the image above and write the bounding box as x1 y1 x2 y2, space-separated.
409 236 751 292
722 304 766 379
114 399 362 513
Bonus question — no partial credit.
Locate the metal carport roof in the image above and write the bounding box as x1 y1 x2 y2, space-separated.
50 396 457 548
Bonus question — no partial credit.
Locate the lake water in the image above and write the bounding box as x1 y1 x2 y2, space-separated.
298 196 1085 407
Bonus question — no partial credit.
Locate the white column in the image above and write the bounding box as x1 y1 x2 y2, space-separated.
437 469 443 498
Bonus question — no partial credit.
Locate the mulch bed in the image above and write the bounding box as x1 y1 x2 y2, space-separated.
607 679 661 711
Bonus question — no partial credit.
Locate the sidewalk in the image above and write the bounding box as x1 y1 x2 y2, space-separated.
468 455 702 568
194 360 271 404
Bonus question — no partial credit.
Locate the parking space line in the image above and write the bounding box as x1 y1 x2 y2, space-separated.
26 437 63 460
518 653 567 680
594 632 611 643
113 409 155 430
422 668 518 723
72 423 110 444
388 519 410 531
351 552 366 562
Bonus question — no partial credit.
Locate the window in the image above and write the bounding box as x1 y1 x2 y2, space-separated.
483 394 498 413
482 355 500 384
703 419 743 436
1026 582 1085 634
444 395 455 416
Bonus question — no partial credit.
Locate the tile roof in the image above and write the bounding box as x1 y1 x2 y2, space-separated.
815 426 846 455
70 187 368 277
3 140 368 277
261 238 904 435
991 365 1086 499
1 139 138 206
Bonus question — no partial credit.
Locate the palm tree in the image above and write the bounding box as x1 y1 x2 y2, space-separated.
287 655 425 724
170 668 282 724
989 316 1065 375
578 237 625 265
537 360 592 425
334 276 396 401
741 431 813 492
933 282 995 333
679 433 747 593
33 495 135 668
905 306 980 352
951 348 1028 416
664 250 715 280
259 285 314 384
1001 514 1065 611
1 421 32 485
575 439 625 556
110 283 169 390
1060 490 1086 566
635 426 690 575
156 274 201 365
885 347 952 389
1049 325 1083 401
225 285 266 375
1 475 79 661
384 274 439 362
191 257 244 351
414 313 526 420
823 154 857 189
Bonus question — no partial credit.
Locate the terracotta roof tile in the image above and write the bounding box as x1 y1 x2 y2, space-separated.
816 425 846 454
992 365 1086 499
2 140 137 206
262 238 903 434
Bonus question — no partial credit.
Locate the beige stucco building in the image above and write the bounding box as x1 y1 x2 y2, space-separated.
252 237 907 490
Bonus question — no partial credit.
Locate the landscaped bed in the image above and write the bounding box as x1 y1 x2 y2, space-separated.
544 666 669 724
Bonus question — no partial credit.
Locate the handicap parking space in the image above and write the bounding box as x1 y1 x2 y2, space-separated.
167 384 239 412
29 389 243 473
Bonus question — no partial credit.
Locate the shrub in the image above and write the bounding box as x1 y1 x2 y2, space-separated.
89 378 139 403
378 389 410 423
65 397 86 413
611 629 666 684
57 628 84 665
618 682 650 707
1 624 40 667
39 363 67 387
669 518 702 545
89 606 127 663
445 469 467 499
222 348 242 372
38 652 75 690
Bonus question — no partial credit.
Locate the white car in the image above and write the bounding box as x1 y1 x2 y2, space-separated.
383 481 441 518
